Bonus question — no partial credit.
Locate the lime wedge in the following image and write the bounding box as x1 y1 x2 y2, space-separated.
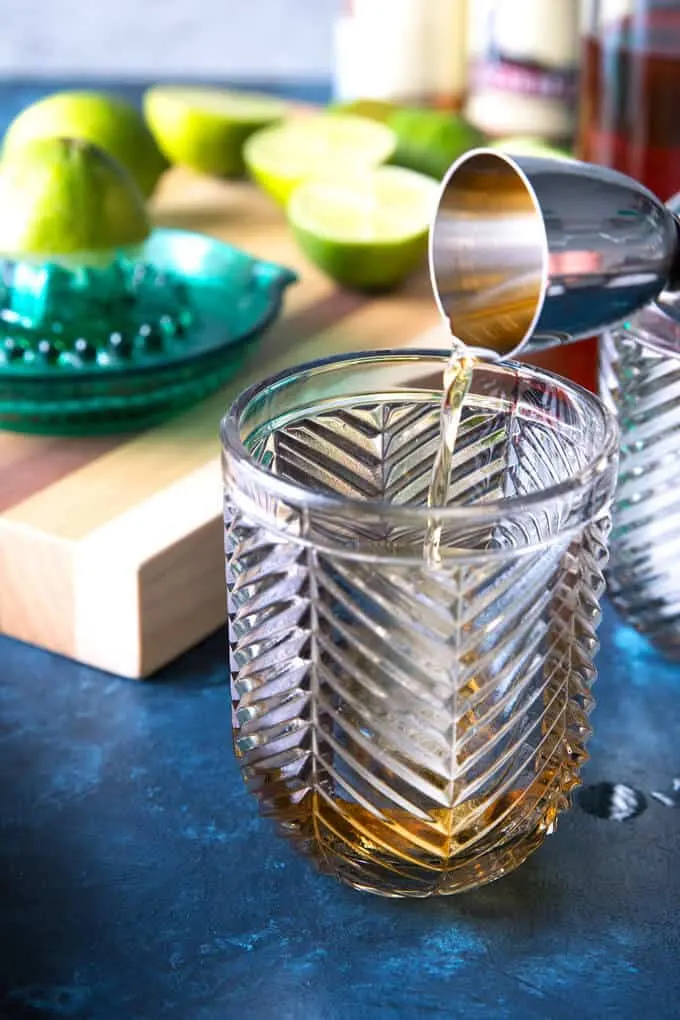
143 86 288 178
288 165 438 290
244 113 396 206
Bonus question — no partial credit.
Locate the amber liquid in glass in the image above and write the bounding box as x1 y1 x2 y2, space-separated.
281 758 563 894
578 9 680 199
310 785 556 869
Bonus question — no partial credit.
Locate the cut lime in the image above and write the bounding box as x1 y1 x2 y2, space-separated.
288 166 438 291
0 136 150 262
244 113 396 206
143 86 288 178
3 91 167 198
387 108 485 179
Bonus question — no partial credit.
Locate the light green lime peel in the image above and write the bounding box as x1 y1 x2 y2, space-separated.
3 91 167 197
0 137 150 261
143 86 289 177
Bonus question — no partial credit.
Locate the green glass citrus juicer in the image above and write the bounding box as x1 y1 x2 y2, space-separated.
0 227 297 434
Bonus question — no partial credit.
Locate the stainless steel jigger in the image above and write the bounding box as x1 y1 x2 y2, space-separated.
428 147 680 359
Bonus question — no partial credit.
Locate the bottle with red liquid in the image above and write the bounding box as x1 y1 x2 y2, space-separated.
578 0 680 200
579 0 680 658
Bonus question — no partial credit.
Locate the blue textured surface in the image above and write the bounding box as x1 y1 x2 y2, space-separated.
1 603 679 1020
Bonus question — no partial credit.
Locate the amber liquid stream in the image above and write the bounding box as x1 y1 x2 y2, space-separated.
423 339 475 567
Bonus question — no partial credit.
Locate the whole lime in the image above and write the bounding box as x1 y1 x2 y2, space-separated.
143 86 288 177
0 136 150 261
3 91 167 198
388 108 485 179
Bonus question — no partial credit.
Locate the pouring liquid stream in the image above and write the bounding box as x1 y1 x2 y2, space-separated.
424 337 475 566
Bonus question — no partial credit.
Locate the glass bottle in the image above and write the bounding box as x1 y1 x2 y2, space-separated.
578 0 680 201
333 0 468 110
465 0 580 145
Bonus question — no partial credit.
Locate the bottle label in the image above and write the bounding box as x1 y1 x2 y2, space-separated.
466 0 579 138
471 60 578 103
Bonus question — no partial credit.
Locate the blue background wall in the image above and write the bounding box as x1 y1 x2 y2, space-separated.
0 0 337 79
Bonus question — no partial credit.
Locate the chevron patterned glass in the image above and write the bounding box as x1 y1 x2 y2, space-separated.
222 351 619 897
601 330 680 657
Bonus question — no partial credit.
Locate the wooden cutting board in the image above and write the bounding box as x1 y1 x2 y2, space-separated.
0 167 450 678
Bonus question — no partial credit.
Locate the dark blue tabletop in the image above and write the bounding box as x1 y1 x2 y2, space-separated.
1 602 680 1020
1 78 680 1020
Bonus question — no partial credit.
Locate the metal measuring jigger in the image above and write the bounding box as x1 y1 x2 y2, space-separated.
428 148 680 359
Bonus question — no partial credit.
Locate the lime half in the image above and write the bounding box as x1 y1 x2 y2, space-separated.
143 86 288 177
288 166 438 291
0 136 150 263
244 113 396 206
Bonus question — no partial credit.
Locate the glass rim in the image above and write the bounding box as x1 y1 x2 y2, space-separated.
220 348 619 526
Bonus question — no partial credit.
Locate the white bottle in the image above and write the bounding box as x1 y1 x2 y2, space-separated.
465 0 580 142
333 0 468 108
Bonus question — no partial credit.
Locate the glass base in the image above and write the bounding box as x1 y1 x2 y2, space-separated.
290 792 561 898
